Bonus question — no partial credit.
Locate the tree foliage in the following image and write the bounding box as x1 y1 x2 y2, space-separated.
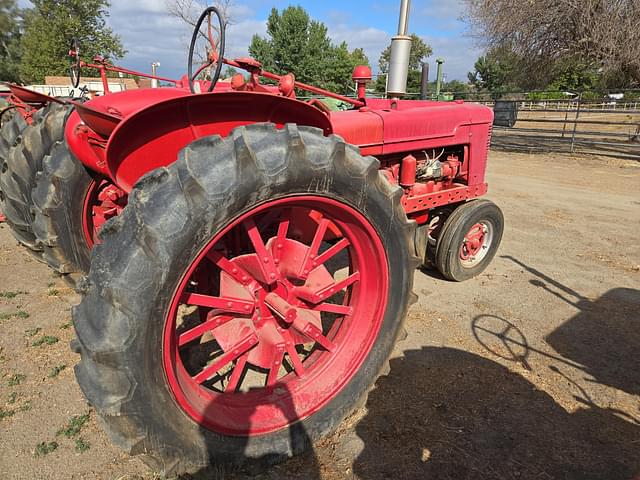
0 0 25 82
467 45 520 94
248 6 369 94
375 33 432 93
20 0 125 83
463 0 640 89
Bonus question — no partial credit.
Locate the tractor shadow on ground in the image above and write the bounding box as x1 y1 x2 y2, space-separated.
350 345 640 480
186 380 322 480
187 256 640 479
500 254 640 396
335 257 638 479
417 265 448 281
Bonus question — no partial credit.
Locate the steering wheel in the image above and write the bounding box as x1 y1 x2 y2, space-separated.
69 38 81 88
188 6 225 93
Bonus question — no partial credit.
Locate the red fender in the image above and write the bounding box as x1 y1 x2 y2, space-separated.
102 92 332 192
7 84 64 105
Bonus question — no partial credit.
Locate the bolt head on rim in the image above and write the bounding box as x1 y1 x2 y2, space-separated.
163 195 389 436
460 221 493 267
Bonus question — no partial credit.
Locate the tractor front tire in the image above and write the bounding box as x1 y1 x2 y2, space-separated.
0 103 71 253
73 124 418 476
434 199 504 281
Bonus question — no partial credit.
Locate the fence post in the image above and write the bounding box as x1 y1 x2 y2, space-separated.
561 100 572 138
570 93 582 153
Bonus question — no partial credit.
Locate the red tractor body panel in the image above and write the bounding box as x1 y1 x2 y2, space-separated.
67 90 333 191
65 88 494 218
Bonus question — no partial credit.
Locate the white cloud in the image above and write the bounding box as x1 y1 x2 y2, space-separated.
324 3 477 80
418 0 466 22
105 0 266 80
327 23 390 68
423 35 481 82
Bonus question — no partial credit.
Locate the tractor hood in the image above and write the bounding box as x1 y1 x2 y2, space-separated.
330 99 494 156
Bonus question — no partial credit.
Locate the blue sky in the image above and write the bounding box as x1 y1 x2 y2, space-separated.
22 0 482 82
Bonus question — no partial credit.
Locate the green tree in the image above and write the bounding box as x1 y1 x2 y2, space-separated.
222 66 239 79
469 46 601 94
20 0 125 83
467 46 520 95
375 33 432 93
249 6 368 94
547 61 599 92
463 0 640 89
0 0 25 82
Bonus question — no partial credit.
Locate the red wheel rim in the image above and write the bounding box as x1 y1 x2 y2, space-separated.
163 195 389 436
82 179 127 247
459 221 492 267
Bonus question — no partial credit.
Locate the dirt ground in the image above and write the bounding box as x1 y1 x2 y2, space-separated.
1 150 638 480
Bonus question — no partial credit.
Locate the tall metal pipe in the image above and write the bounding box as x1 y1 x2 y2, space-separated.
435 58 444 98
387 0 413 98
397 0 411 35
420 62 429 100
151 62 160 88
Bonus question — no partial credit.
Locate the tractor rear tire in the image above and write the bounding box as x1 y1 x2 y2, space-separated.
0 108 25 156
0 109 27 211
0 103 71 253
73 124 418 476
0 108 23 216
32 141 95 284
434 199 504 281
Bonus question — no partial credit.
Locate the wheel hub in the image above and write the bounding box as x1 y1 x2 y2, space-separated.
211 239 327 372
460 221 493 267
82 180 127 247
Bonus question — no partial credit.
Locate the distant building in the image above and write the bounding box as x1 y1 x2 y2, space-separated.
25 76 140 97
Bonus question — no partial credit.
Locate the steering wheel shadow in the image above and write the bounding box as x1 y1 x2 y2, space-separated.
494 255 640 396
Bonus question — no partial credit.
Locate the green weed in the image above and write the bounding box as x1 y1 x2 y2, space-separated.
0 310 29 320
48 365 66 378
0 407 15 418
0 290 27 299
35 441 58 456
8 374 26 386
74 437 91 453
32 335 59 347
57 413 90 438
25 327 41 337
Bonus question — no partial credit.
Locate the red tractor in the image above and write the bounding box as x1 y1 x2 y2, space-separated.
9 4 503 475
0 41 209 254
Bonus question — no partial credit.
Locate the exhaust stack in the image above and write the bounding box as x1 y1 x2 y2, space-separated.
387 0 413 98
